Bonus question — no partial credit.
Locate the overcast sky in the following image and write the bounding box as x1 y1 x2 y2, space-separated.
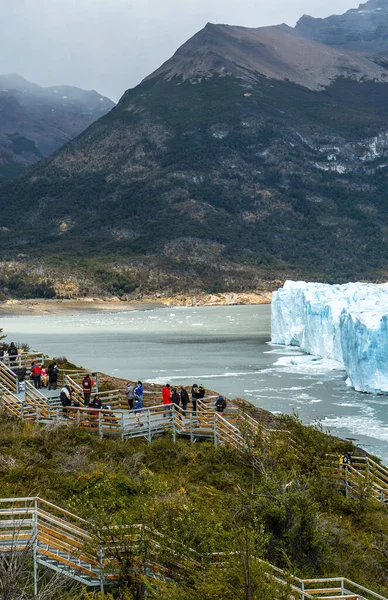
0 0 358 101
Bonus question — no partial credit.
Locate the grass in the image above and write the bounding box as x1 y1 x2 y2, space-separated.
0 410 387 598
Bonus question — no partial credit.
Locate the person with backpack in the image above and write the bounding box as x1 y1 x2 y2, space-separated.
133 388 144 427
126 382 136 410
134 381 144 404
48 363 59 390
180 386 189 417
82 374 95 405
215 396 227 413
60 385 72 415
191 384 200 415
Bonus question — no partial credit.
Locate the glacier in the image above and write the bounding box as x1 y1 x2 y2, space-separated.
271 281 388 394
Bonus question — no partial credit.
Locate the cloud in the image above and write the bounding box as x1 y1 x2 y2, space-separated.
0 0 358 101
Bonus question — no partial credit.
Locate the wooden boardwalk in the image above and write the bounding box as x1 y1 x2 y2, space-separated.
0 496 386 599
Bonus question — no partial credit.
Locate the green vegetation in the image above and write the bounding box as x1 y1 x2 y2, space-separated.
0 411 387 598
1 75 388 292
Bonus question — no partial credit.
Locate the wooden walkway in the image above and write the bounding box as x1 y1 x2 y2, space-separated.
1 359 388 505
0 496 386 599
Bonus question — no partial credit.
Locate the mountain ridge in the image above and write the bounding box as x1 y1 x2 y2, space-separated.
295 0 388 53
0 74 115 184
1 3 388 295
144 22 388 90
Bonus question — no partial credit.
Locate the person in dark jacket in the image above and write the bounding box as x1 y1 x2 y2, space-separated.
191 384 200 415
8 342 18 366
60 385 72 415
171 388 180 410
215 396 227 413
180 386 189 416
198 384 206 399
48 363 59 390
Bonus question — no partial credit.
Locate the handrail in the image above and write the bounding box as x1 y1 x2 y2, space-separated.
1 495 386 598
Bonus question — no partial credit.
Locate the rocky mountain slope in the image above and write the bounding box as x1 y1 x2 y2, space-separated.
1 5 388 295
148 22 388 89
295 0 388 54
0 74 114 184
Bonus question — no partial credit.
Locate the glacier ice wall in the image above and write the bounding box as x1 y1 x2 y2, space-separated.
271 281 388 394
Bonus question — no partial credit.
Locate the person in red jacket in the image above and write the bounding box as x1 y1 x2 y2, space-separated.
31 362 42 389
162 383 171 417
82 374 95 405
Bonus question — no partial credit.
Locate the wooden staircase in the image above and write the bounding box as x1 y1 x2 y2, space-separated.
334 456 388 504
0 497 386 598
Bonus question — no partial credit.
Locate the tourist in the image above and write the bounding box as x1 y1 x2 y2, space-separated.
60 385 72 414
126 382 136 410
191 383 200 415
8 342 18 367
198 384 206 400
31 362 42 389
171 388 180 406
40 365 49 388
91 394 102 409
48 363 59 390
133 391 143 427
82 374 95 405
162 383 171 417
134 381 144 404
180 386 189 416
215 396 227 413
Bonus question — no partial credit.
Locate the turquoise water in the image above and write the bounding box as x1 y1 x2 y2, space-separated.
2 304 388 462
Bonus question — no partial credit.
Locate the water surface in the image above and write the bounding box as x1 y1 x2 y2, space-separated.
2 305 387 462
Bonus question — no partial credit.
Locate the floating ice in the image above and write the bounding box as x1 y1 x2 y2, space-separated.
271 281 388 394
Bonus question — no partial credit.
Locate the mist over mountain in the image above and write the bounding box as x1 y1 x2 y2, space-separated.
1 2 388 295
0 74 114 184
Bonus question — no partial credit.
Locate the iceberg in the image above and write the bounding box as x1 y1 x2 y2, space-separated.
271 281 388 394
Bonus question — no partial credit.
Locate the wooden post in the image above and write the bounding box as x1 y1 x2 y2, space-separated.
172 405 177 443
213 413 218 448
36 407 40 424
33 498 39 598
190 413 194 443
147 410 151 443
98 541 105 593
98 411 103 438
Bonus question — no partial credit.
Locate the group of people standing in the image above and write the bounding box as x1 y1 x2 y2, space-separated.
161 383 206 416
30 362 59 390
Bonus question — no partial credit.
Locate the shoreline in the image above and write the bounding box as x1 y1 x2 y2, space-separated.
0 292 272 317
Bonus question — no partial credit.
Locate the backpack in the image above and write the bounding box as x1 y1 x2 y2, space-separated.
60 390 70 407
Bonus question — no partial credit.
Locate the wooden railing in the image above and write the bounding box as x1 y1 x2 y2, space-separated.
0 360 19 393
1 496 386 599
25 381 50 418
333 456 388 504
1 351 44 369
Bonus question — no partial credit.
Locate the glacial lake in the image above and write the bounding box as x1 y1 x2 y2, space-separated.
2 304 388 462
